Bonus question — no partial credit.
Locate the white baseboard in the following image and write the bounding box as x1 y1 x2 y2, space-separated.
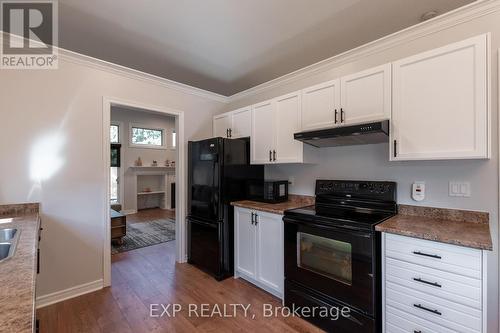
121 209 137 215
36 279 103 309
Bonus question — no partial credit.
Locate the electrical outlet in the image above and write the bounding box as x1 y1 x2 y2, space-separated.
449 182 471 197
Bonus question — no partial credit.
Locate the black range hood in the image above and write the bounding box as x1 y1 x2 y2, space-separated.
294 120 389 148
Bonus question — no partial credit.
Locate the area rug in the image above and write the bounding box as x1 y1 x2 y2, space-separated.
111 218 175 254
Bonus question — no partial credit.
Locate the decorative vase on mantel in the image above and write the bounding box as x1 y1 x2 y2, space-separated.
135 157 143 166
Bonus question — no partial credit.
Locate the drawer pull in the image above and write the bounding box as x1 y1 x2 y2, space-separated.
413 277 442 288
412 251 442 259
413 303 442 316
414 331 422 333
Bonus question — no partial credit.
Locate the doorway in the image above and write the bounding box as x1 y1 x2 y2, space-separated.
102 97 186 287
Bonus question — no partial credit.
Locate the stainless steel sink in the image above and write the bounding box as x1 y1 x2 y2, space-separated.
0 243 11 260
0 228 16 242
0 228 19 262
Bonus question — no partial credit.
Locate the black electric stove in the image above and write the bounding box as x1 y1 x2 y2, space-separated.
283 180 397 333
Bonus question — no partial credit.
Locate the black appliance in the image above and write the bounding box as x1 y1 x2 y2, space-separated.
188 137 264 280
294 120 389 148
248 180 289 203
284 180 397 333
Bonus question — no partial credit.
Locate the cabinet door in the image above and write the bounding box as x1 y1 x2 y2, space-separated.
340 63 391 125
251 100 275 164
301 79 340 130
255 212 283 295
235 208 256 278
275 92 303 163
231 107 251 138
391 34 488 160
213 113 231 138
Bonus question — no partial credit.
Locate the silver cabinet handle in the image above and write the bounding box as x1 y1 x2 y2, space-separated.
413 303 441 316
413 277 442 288
412 251 441 259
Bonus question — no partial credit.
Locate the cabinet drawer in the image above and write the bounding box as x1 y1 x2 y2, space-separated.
386 257 481 309
386 305 457 333
386 281 481 333
385 233 481 279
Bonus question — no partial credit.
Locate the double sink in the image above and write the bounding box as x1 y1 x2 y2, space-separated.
0 228 20 262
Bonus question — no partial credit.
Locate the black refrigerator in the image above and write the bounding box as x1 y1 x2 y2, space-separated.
187 137 264 280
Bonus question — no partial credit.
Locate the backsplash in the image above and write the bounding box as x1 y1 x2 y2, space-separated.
265 143 494 212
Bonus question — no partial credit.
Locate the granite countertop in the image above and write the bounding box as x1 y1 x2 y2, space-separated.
376 204 492 250
0 203 40 333
231 194 315 215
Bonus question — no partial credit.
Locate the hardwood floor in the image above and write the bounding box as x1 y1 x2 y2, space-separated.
37 241 323 333
127 208 175 224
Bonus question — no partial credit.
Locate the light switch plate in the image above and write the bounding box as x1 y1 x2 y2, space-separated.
449 182 471 197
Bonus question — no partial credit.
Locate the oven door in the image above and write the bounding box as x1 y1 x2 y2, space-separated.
284 216 376 315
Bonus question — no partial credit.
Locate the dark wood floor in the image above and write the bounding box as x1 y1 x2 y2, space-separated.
37 240 323 332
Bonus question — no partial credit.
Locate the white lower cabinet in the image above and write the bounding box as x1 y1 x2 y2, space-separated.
234 207 284 298
382 233 486 333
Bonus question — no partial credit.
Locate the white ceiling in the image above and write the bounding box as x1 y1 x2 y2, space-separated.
59 0 475 96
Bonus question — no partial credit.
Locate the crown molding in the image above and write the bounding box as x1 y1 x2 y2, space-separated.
2 0 499 105
227 0 500 103
0 32 229 104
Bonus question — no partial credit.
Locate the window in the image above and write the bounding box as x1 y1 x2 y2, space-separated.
130 125 164 148
110 124 119 143
171 130 176 149
110 167 119 203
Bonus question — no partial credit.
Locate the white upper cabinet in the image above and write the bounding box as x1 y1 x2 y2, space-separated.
274 92 303 163
391 34 489 161
213 107 251 138
251 100 275 164
340 63 391 125
230 107 251 138
213 113 232 138
251 92 313 164
301 79 341 130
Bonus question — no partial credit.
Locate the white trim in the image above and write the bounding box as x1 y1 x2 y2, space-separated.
227 0 500 102
36 279 103 309
102 97 187 288
2 1 499 103
0 31 228 103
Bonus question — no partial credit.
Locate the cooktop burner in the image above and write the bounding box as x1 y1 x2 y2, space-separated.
284 180 397 231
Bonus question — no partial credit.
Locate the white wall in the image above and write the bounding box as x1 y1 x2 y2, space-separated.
111 106 176 212
0 52 225 297
223 8 500 333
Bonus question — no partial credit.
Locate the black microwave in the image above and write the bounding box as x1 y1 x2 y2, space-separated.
248 180 289 203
